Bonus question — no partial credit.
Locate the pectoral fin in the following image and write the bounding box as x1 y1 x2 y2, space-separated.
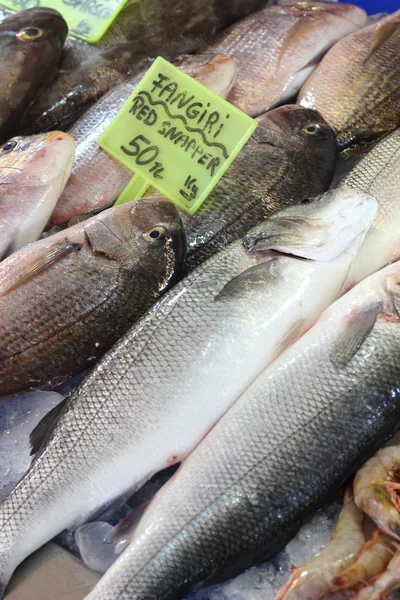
215 259 283 301
364 18 400 63
29 398 68 456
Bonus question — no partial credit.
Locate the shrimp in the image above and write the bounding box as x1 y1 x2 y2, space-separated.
276 488 365 600
352 550 400 600
331 529 396 592
354 447 400 540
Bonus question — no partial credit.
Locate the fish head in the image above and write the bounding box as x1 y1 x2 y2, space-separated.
243 186 377 262
0 131 75 188
94 198 186 292
255 105 337 196
172 53 237 99
0 7 68 50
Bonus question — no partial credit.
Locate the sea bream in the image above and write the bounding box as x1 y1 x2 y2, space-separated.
0 132 74 259
19 0 271 133
88 254 400 600
203 1 366 116
0 8 68 143
0 187 377 596
298 10 400 151
0 198 185 398
50 54 238 227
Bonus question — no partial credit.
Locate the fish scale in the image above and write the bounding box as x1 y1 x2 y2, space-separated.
204 2 367 116
0 187 377 597
91 262 400 600
299 10 400 150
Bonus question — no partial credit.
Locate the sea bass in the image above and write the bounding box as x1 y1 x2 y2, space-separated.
50 54 237 227
203 1 366 117
342 127 400 287
90 256 400 600
0 8 67 143
0 187 377 595
0 132 74 259
21 0 272 134
0 198 184 398
298 10 400 151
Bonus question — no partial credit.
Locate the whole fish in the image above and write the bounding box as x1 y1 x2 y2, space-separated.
298 10 400 151
0 8 68 143
21 0 271 134
0 197 185 398
0 187 377 595
50 53 238 227
203 1 366 117
0 132 75 259
342 127 400 286
90 257 400 600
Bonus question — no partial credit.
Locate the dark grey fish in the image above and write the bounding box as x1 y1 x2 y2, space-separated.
0 8 67 142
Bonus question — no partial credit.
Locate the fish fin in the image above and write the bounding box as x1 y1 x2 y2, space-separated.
276 319 307 356
84 220 125 261
29 398 67 456
105 500 151 552
364 18 400 63
330 302 382 369
215 259 282 301
274 15 317 74
0 240 83 297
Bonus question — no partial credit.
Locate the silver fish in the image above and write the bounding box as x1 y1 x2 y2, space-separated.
0 187 377 597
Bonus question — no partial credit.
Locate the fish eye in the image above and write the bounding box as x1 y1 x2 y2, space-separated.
170 57 183 66
17 27 44 41
302 123 321 135
142 226 166 243
1 139 17 153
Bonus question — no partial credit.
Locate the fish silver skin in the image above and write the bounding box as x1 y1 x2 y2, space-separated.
20 0 272 133
50 54 237 227
89 258 400 600
298 11 400 151
0 187 377 595
0 8 68 143
0 197 185 399
0 132 74 259
342 128 400 287
204 2 366 117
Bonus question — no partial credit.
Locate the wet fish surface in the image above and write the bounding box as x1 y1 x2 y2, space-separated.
0 187 377 595
88 258 400 600
50 53 237 226
179 105 337 270
0 198 185 398
21 0 272 133
0 132 75 259
0 8 68 143
203 1 366 116
342 127 400 286
299 10 400 151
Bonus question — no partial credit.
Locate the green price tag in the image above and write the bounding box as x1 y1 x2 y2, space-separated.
0 0 130 42
99 56 258 215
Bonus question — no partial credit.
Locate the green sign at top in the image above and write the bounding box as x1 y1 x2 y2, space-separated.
0 0 130 42
99 57 258 215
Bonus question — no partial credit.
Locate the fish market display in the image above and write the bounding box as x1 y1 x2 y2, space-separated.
204 2 366 116
0 8 68 143
20 0 271 133
342 127 400 286
175 105 337 270
0 187 377 594
0 198 185 398
50 53 238 226
88 257 400 600
0 132 74 259
299 10 400 151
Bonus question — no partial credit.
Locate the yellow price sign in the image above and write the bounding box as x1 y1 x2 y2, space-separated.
0 0 130 42
99 57 258 215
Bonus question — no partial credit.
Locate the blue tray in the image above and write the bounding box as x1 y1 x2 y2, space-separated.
341 0 399 14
